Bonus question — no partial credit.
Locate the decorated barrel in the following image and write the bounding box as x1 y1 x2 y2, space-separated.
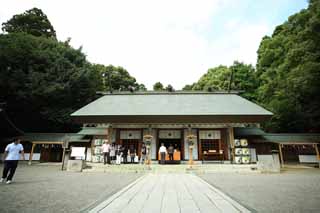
235 156 242 164
235 148 243 155
242 156 250 164
242 148 250 155
234 139 241 147
94 147 102 155
240 139 248 147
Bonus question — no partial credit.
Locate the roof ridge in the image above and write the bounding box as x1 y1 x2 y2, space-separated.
96 90 242 95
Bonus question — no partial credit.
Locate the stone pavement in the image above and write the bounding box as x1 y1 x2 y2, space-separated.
89 174 250 213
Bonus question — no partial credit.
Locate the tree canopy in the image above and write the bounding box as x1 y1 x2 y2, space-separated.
0 8 144 132
255 0 320 132
0 33 100 132
2 8 56 39
153 82 164 91
184 62 258 101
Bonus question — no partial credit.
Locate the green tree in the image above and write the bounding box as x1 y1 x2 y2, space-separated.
165 84 174 92
95 64 139 92
0 33 100 132
256 0 320 132
136 84 147 91
153 82 164 91
184 62 258 101
2 8 56 39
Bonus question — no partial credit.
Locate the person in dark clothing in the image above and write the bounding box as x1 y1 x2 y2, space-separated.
140 143 147 164
168 144 174 161
122 146 128 164
129 145 135 163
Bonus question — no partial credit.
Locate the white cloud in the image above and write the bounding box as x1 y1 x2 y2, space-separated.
0 0 282 89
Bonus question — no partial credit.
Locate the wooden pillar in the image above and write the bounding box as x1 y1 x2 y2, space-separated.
108 126 113 143
189 146 193 168
28 143 36 165
314 144 319 160
228 127 235 162
278 143 284 167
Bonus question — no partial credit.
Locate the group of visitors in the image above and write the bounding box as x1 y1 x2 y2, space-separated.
101 140 148 165
159 143 175 164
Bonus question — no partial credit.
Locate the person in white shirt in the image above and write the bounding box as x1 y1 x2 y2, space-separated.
159 143 167 165
102 140 110 165
1 138 25 184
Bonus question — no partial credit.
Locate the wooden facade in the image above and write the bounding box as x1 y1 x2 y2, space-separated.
97 126 233 161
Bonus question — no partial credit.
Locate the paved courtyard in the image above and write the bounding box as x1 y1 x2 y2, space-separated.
199 168 320 213
90 173 249 213
0 163 141 213
1 163 320 213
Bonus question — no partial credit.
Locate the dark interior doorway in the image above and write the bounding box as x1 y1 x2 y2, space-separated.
158 139 182 162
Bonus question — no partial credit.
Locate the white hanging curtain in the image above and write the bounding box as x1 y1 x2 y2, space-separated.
159 130 181 139
199 130 221 139
120 130 141 139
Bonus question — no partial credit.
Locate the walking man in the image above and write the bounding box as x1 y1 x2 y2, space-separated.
102 140 110 165
1 138 25 184
159 143 167 165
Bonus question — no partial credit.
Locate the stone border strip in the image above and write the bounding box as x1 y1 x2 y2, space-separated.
87 175 147 213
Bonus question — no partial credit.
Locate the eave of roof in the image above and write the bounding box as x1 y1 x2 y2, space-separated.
254 133 320 144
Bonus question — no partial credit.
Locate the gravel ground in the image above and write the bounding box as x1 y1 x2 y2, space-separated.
0 163 142 213
198 168 320 213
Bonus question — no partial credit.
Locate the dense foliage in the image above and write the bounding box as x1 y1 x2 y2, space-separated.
256 0 320 132
0 8 142 132
0 33 100 132
2 8 56 39
184 0 320 133
183 62 258 101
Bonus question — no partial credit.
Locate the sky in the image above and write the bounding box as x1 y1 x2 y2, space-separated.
0 0 308 89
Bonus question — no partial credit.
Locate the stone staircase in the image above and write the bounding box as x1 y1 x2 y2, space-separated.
83 162 259 174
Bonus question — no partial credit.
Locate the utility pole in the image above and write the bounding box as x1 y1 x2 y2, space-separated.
107 70 113 93
228 67 234 93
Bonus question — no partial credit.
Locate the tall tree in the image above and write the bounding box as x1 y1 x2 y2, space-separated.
0 33 99 132
256 0 320 132
2 8 56 39
165 84 174 92
153 82 164 91
184 62 258 101
95 64 139 92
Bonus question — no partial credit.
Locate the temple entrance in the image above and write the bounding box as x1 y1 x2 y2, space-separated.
158 130 183 163
158 139 182 163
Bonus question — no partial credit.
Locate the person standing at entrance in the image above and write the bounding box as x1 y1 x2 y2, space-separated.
110 143 116 164
122 146 128 164
168 144 174 161
1 138 25 184
102 140 110 165
129 145 135 163
159 143 167 165
115 145 122 165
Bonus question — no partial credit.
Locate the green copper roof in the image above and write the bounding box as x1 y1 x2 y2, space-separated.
262 134 320 144
234 127 266 137
19 133 88 142
77 127 109 135
71 93 273 117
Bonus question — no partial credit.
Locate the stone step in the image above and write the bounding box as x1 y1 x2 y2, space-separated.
83 163 258 173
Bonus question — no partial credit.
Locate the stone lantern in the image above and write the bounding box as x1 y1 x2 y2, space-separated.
186 134 197 168
143 133 153 167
